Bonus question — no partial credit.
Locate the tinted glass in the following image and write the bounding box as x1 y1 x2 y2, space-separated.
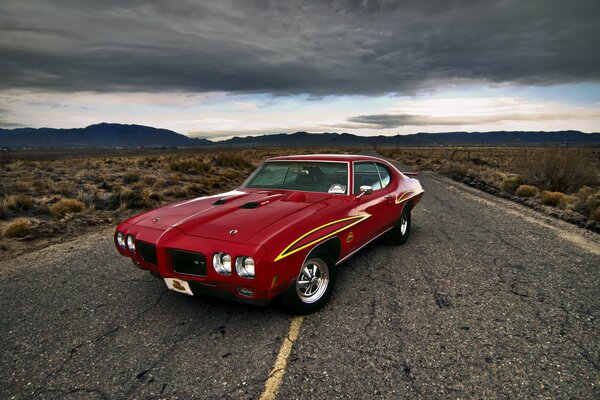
243 162 348 194
353 162 382 194
376 163 391 189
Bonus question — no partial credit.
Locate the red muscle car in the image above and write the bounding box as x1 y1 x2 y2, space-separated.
114 154 424 314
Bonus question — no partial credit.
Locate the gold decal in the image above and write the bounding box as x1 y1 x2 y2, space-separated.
346 231 354 243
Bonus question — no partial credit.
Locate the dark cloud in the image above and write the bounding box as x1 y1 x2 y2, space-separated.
347 109 600 129
1 0 599 95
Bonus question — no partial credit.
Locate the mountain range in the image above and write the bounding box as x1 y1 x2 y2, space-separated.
1 123 599 148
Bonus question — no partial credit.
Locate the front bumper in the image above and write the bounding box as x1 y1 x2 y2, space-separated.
115 222 283 304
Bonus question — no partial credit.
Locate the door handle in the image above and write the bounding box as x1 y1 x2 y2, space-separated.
384 194 393 201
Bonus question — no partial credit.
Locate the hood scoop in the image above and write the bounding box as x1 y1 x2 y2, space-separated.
239 194 283 209
240 202 260 209
212 198 227 205
282 192 307 202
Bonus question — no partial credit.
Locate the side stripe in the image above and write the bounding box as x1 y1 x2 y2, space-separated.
395 189 424 204
274 214 370 262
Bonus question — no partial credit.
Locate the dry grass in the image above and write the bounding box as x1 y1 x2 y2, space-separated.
3 218 32 238
383 146 600 220
50 199 85 217
0 148 351 256
516 149 598 192
2 146 596 254
591 206 600 221
515 185 537 197
4 195 34 211
501 176 524 194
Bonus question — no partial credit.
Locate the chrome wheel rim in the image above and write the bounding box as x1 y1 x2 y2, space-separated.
296 258 329 304
400 214 408 236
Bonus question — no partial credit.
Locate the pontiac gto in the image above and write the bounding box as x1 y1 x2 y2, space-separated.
114 154 424 313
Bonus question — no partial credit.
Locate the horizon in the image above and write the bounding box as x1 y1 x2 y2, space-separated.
1 1 600 140
2 122 598 145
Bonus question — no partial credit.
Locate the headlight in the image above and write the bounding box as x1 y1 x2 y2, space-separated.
213 252 232 275
126 235 136 252
235 256 255 279
116 231 126 248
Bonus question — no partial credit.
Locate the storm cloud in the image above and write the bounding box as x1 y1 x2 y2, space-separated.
1 0 599 96
347 109 600 129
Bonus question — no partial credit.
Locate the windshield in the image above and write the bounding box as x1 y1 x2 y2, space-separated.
243 161 349 194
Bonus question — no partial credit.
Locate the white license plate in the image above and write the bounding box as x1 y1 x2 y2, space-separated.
164 278 194 296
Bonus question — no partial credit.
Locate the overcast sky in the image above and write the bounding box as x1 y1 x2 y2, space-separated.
1 0 599 139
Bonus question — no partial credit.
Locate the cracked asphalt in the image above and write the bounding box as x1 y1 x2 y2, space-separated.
1 169 599 399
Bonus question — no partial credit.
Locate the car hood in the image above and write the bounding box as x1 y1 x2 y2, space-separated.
130 189 332 244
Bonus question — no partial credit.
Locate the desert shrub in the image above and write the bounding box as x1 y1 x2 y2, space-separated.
4 218 32 238
162 187 188 198
32 179 50 194
470 156 487 166
4 195 34 211
213 153 252 169
142 175 157 186
14 179 33 193
441 162 469 176
123 172 140 183
585 193 600 212
148 192 161 201
517 149 597 192
540 191 575 208
591 206 600 221
569 187 600 217
501 175 524 193
169 159 211 174
221 169 245 180
55 181 77 196
50 199 85 217
515 185 537 197
184 183 206 196
129 182 147 193
36 205 53 217
119 189 149 209
199 176 225 189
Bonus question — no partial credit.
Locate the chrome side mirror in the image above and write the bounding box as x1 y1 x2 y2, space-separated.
356 185 373 198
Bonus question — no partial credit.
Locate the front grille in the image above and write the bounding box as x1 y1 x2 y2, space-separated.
137 241 158 266
170 249 207 277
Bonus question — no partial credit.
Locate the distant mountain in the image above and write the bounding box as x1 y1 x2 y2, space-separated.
0 123 211 148
0 123 598 148
217 130 600 147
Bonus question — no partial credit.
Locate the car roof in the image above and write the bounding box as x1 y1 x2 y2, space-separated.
266 154 388 162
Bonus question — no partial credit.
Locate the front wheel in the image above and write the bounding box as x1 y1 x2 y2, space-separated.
282 251 336 314
385 204 411 245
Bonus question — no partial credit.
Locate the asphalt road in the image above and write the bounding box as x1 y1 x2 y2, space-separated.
1 170 599 399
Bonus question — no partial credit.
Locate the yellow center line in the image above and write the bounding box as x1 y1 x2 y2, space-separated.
260 315 305 400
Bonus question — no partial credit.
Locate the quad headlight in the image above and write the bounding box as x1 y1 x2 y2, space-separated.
213 252 232 275
126 234 136 253
235 256 255 279
116 231 126 248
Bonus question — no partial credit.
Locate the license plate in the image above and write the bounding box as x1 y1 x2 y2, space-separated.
164 278 194 296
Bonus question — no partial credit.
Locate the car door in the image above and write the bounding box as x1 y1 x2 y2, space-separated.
349 161 394 248
374 162 400 229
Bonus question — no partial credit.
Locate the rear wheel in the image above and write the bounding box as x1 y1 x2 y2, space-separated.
282 251 336 314
385 204 411 245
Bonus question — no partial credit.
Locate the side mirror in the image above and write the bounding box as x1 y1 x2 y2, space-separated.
356 185 373 198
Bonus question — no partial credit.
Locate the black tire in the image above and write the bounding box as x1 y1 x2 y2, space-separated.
282 250 336 314
385 204 411 245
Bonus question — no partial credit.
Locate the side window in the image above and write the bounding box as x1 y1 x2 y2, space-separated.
375 163 391 189
353 162 382 194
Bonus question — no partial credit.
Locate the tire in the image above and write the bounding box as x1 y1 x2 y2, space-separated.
385 204 411 245
282 250 336 314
